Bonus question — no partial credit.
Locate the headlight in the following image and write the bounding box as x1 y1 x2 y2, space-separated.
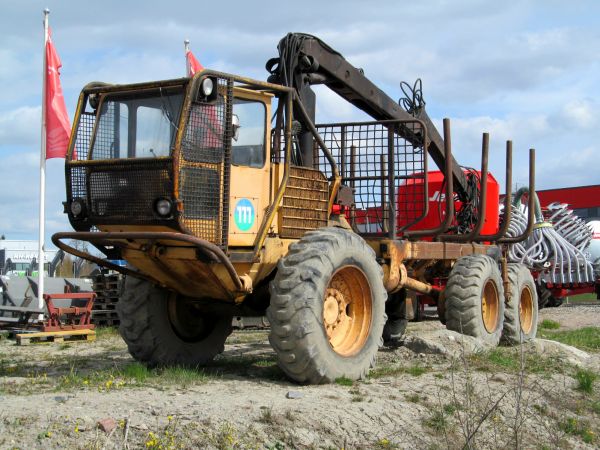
70 199 85 217
154 198 173 218
201 78 214 97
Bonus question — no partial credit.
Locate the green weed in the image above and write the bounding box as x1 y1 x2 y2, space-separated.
335 376 354 386
425 410 448 432
539 319 560 330
369 363 429 379
469 347 566 374
559 417 596 444
539 327 600 351
575 369 597 394
121 362 150 382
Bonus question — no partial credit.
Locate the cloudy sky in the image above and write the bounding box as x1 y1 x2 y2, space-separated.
1 0 599 243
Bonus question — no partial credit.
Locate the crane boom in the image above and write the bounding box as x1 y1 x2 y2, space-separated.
267 33 469 199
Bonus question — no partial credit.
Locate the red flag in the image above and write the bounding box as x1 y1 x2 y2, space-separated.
45 28 71 159
186 50 204 77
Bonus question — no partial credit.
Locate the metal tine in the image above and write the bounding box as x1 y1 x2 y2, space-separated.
439 132 490 242
476 140 513 242
404 118 454 239
498 148 536 243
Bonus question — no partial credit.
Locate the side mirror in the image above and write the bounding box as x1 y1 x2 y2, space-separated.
232 113 240 142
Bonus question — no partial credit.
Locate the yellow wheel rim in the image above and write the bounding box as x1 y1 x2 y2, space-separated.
323 266 372 356
481 279 500 333
519 285 534 334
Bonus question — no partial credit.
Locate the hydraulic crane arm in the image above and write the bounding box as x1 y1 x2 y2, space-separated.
266 33 469 199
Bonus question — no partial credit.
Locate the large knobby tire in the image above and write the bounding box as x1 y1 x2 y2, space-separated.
117 277 232 367
502 263 538 344
445 255 505 346
267 227 387 384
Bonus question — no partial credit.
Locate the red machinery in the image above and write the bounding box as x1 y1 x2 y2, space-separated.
42 292 96 332
398 170 500 237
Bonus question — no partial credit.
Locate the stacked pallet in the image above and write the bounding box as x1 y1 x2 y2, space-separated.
91 273 122 327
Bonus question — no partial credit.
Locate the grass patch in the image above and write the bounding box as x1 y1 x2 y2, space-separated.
575 369 597 394
539 319 560 330
559 417 596 444
335 376 354 386
258 406 275 424
469 347 567 374
158 366 208 387
566 293 598 303
425 410 448 432
94 326 120 339
369 363 429 379
226 330 268 344
538 327 600 351
122 362 150 382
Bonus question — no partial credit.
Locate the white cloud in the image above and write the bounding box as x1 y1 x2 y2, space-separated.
0 106 41 146
1 0 600 242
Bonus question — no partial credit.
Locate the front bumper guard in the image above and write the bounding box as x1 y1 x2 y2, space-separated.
51 231 250 293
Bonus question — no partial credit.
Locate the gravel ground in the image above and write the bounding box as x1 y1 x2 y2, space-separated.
540 305 600 330
0 306 598 449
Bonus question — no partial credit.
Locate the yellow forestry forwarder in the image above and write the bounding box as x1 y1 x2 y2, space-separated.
54 33 538 384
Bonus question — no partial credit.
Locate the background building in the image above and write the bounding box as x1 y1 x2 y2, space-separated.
536 184 600 221
0 238 58 276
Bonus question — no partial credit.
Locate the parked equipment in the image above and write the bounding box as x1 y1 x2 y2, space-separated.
41 291 95 332
506 199 599 306
53 33 538 383
1 276 96 339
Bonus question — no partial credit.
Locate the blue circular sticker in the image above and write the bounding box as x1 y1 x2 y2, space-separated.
234 198 255 231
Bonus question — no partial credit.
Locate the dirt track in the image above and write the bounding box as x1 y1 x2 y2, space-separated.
0 307 599 449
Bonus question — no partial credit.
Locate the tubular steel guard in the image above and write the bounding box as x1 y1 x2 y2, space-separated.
52 231 245 292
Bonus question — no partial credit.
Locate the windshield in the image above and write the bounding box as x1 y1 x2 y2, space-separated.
90 87 184 160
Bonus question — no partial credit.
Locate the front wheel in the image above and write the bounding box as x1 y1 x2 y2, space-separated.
445 255 505 346
117 277 232 367
267 227 387 384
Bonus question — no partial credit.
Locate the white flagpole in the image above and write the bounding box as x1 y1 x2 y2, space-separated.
184 39 190 76
38 8 49 316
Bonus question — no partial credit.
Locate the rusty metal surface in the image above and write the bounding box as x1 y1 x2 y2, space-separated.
280 167 329 239
498 148 536 244
478 141 513 242
381 240 489 263
403 118 454 239
52 231 246 294
439 132 490 242
316 119 429 238
380 238 490 293
42 292 95 332
177 76 233 248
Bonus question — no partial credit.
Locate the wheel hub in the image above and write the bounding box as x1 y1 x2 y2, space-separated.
322 266 372 356
167 295 213 342
481 279 500 333
519 286 534 334
324 288 349 331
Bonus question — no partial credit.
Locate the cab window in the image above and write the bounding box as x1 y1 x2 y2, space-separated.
231 99 265 168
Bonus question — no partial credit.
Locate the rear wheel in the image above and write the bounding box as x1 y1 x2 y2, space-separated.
267 227 387 384
502 263 538 344
445 255 505 346
117 277 232 367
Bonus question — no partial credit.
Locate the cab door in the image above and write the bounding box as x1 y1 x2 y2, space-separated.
228 91 272 247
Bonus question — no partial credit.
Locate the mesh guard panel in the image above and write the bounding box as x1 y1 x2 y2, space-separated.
280 167 329 239
316 120 427 238
178 77 232 249
86 159 174 224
